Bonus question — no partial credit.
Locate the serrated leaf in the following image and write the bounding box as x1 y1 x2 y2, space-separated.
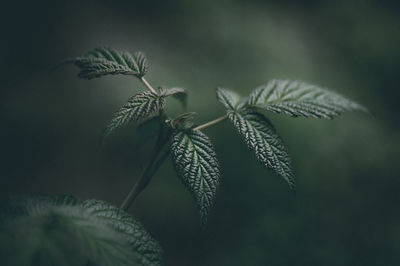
0 197 141 266
103 91 166 139
161 87 188 109
170 129 220 225
82 200 163 266
1 196 163 266
74 47 148 79
248 79 368 119
216 88 243 110
227 108 295 191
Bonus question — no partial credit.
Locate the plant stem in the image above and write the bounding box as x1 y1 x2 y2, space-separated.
120 117 170 210
140 77 157 94
120 144 169 210
193 115 227 131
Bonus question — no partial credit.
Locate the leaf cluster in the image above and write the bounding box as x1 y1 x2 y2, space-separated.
65 47 367 225
1 47 368 266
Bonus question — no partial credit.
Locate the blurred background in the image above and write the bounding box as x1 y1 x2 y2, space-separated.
1 0 400 265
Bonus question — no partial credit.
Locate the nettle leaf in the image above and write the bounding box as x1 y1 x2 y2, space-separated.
82 200 163 266
216 88 294 190
103 91 166 139
0 196 162 266
73 47 148 79
1 197 134 266
161 87 188 109
170 129 220 225
227 109 295 191
248 79 368 119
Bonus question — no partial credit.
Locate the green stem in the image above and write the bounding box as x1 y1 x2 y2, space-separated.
120 144 169 210
193 115 227 131
120 117 170 210
140 77 157 94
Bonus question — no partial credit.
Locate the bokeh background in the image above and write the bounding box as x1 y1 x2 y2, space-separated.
1 0 400 265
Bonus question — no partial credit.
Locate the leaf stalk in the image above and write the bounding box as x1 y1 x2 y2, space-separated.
120 117 170 210
140 77 157 94
193 115 227 131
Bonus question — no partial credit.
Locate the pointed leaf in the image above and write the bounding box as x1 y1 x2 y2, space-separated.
248 79 367 118
82 200 163 266
73 47 148 79
170 129 220 224
227 108 295 190
103 91 166 139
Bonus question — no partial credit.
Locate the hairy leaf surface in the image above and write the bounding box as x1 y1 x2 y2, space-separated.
82 200 163 266
103 91 166 139
227 109 295 190
170 130 220 224
248 79 367 119
73 47 148 79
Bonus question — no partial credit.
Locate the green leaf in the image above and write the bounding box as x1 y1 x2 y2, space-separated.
82 200 163 266
227 108 295 191
161 87 188 109
0 196 163 266
0 197 142 266
73 47 148 79
103 91 166 139
248 79 367 119
170 129 220 225
216 88 243 110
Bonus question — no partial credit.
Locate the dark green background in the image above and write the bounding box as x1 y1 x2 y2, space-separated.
1 0 400 265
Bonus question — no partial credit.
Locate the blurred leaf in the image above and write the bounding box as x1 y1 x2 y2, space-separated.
0 196 152 266
103 91 166 140
227 108 295 191
248 79 368 119
170 129 220 225
1 195 79 216
82 200 163 266
73 47 148 79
